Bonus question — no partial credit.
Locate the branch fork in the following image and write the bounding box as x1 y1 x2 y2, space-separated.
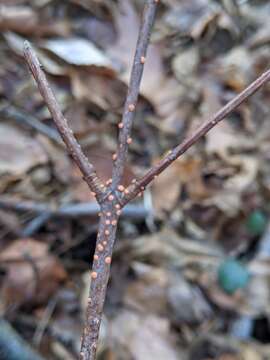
23 0 270 358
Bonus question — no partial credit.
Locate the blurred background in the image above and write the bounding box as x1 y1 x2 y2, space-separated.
0 0 270 359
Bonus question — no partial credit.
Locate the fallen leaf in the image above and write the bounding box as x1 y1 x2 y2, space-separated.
240 346 262 360
152 156 208 214
131 227 222 268
110 310 183 360
124 263 168 315
70 70 124 110
172 46 199 80
42 38 114 68
0 5 38 34
0 124 48 176
217 47 252 91
0 238 67 308
109 0 181 119
152 159 182 213
224 156 258 192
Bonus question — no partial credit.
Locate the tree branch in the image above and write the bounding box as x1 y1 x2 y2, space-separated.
0 196 149 220
111 0 158 191
80 205 118 360
122 69 270 206
23 42 105 202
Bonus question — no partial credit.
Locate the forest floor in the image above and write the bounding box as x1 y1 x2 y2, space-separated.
0 0 270 359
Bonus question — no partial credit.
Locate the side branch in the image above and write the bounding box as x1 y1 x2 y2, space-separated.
111 0 158 190
23 42 104 202
122 69 270 205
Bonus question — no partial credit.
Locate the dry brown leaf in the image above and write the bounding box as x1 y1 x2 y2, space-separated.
224 156 258 192
110 310 182 360
206 122 243 157
199 272 251 314
0 238 67 308
42 38 114 69
204 190 242 217
161 0 214 38
172 46 199 80
4 32 68 76
124 263 169 315
217 47 253 91
131 227 222 268
245 276 270 316
240 346 262 360
152 156 208 213
37 135 71 184
0 5 38 34
109 0 165 98
202 80 255 157
0 124 48 176
203 157 258 216
70 70 124 110
152 160 182 213
247 22 270 49
168 275 212 325
109 0 181 120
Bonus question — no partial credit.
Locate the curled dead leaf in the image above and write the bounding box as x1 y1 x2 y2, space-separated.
0 238 67 308
0 124 47 177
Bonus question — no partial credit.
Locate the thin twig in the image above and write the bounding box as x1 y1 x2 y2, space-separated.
33 297 57 347
0 103 62 145
0 319 45 360
79 3 159 358
22 213 52 237
23 42 104 202
0 197 149 219
111 0 158 191
122 69 270 206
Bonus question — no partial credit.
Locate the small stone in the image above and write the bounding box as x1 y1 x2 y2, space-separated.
246 210 267 236
218 258 250 294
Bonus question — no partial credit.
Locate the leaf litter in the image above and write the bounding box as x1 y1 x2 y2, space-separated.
0 0 270 359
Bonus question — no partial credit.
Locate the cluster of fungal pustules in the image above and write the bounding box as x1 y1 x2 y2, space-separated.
89 178 145 281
